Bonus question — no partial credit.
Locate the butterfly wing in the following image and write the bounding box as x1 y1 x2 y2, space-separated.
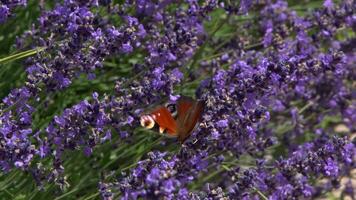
177 96 194 116
176 96 204 143
150 106 177 135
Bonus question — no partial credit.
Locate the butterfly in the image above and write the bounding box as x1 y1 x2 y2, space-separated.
140 96 204 143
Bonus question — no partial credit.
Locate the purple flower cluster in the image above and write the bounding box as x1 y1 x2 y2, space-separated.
0 0 355 199
20 0 146 91
0 0 27 23
1 0 143 172
100 1 355 199
226 135 354 199
2 0 216 187
0 86 35 171
118 152 183 199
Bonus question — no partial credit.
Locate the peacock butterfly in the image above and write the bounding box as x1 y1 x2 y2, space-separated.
140 96 204 143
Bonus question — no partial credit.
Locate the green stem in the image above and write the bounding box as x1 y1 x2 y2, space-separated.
252 186 269 200
0 47 46 64
3 189 13 197
54 188 80 200
82 192 99 200
298 101 314 114
244 42 263 50
0 170 20 190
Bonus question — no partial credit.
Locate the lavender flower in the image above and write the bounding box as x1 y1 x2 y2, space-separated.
1 0 146 174
0 87 35 171
0 5 10 23
101 1 355 199
0 0 354 199
0 0 27 23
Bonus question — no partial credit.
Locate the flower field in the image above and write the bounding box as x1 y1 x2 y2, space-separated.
0 0 355 199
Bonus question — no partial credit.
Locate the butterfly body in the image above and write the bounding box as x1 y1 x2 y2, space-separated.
140 96 204 143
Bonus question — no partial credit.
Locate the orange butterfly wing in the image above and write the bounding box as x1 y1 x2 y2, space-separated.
177 96 194 116
176 96 204 143
150 106 177 135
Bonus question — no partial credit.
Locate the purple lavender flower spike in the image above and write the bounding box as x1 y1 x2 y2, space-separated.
0 0 354 199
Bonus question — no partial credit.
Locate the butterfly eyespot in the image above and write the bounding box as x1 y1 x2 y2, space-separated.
140 115 155 129
166 103 176 113
166 103 177 118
